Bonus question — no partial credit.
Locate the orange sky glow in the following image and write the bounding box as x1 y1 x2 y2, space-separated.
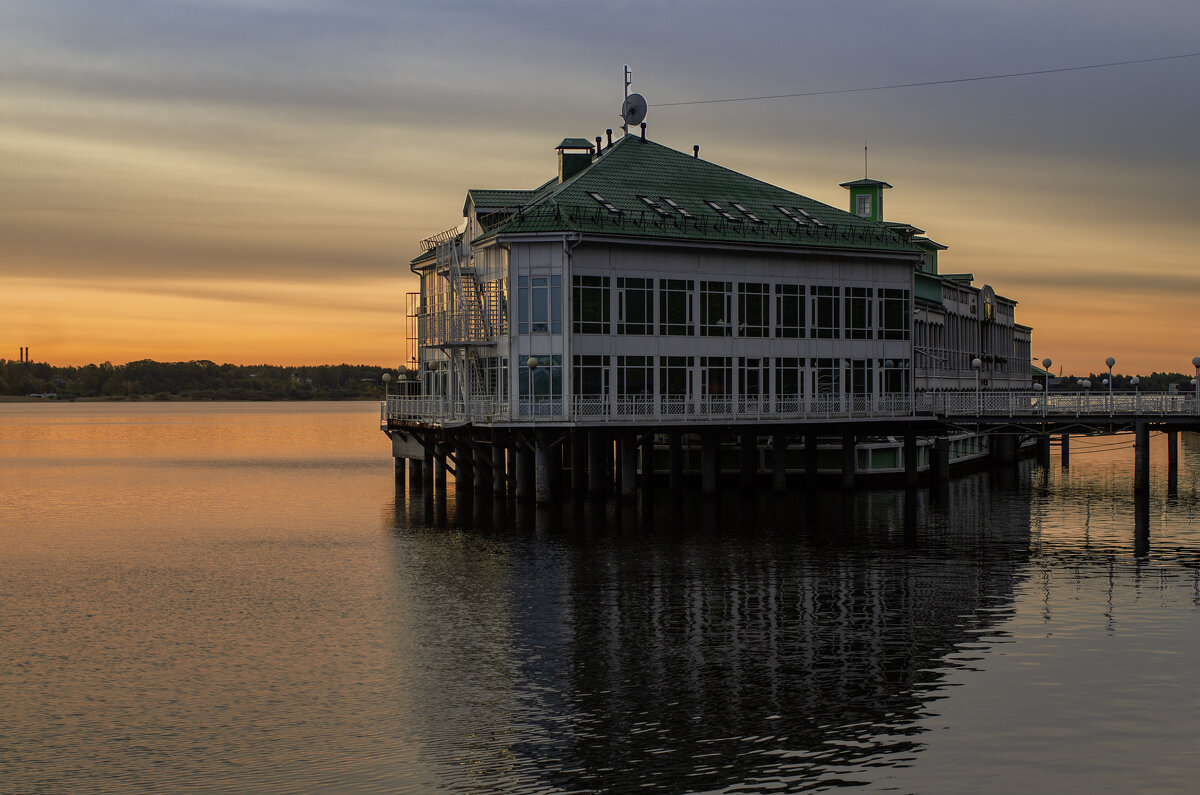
4 2 1199 376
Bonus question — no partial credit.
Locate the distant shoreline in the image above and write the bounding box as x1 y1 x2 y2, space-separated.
0 395 381 403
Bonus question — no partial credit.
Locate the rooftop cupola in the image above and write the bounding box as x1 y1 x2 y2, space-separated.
556 138 595 183
839 177 892 222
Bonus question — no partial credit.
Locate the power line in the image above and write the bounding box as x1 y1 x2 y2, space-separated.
654 52 1200 108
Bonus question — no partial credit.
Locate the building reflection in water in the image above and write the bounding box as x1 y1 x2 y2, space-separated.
390 467 1033 793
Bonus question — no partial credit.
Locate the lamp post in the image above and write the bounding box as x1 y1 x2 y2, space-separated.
382 372 391 399
1041 357 1052 407
1131 375 1140 414
1105 356 1115 413
972 357 982 415
1193 356 1200 413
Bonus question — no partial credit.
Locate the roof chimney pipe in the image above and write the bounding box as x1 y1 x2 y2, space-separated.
693 145 699 158
640 122 646 141
606 128 613 148
595 136 602 155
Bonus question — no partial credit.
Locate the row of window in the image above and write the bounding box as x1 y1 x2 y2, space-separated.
588 191 827 228
572 276 910 340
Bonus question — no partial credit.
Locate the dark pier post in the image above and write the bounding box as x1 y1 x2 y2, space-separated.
804 431 819 489
409 442 425 491
420 439 434 497
994 434 1017 465
507 446 518 492
547 439 563 496
619 432 638 499
455 438 474 491
534 434 553 504
1036 433 1051 467
639 433 655 493
516 442 535 501
668 430 683 490
434 441 448 491
570 431 587 493
1134 421 1150 493
1061 433 1070 469
587 429 607 495
841 431 856 490
701 431 719 494
394 455 407 487
1167 428 1179 479
932 436 950 483
492 440 507 497
772 434 787 492
473 444 491 492
903 432 918 489
739 431 757 491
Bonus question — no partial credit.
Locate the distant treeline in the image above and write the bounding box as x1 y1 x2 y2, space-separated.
1057 372 1196 392
0 359 411 400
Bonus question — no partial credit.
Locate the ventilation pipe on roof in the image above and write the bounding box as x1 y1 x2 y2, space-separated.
595 136 602 155
693 145 699 159
640 123 646 141
606 129 613 148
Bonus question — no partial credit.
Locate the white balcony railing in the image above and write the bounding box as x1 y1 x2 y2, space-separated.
382 390 1200 427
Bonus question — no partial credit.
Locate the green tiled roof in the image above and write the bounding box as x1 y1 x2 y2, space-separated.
473 136 921 254
466 189 538 211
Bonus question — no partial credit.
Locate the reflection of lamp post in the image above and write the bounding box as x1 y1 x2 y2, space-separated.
972 357 982 415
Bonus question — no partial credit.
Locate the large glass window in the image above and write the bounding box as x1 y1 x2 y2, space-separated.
572 275 610 334
881 358 909 394
617 355 654 396
738 282 769 337
879 288 911 340
617 277 654 335
659 356 693 396
518 275 561 334
739 358 764 399
658 279 694 336
847 359 873 395
774 357 803 398
774 284 803 338
700 357 732 397
519 354 562 415
814 358 840 395
812 286 840 339
700 280 731 337
573 355 609 396
846 287 873 340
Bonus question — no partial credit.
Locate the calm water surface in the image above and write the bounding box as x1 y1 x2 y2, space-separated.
2 402 1199 793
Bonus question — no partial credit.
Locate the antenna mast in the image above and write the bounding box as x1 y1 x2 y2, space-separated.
623 65 632 133
864 140 868 178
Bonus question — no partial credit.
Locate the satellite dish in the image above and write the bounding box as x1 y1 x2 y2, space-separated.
621 93 647 127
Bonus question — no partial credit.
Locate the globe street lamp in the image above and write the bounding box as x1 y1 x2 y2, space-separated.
972 357 982 415
1193 356 1200 413
1105 356 1115 412
382 371 391 399
1041 357 1053 402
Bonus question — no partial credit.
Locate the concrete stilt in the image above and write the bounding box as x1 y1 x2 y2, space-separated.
588 430 607 495
474 445 491 492
547 440 563 496
394 456 407 485
535 436 552 503
1036 433 1051 467
701 432 719 494
994 434 1017 465
772 434 787 492
619 432 638 499
507 447 517 491
1061 433 1070 468
571 432 587 493
409 457 424 492
841 431 856 490
739 432 757 491
492 441 506 496
516 443 535 501
455 439 474 491
933 436 950 483
903 432 918 488
639 434 655 493
1168 428 1179 477
1134 421 1150 493
804 431 819 489
669 431 683 490
434 441 448 490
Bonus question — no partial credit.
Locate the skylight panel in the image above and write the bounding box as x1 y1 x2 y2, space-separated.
776 205 806 225
731 202 762 223
638 196 671 217
704 200 737 221
662 197 692 218
795 207 825 227
587 191 620 214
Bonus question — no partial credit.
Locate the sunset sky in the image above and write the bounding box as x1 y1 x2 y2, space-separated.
3 1 1199 374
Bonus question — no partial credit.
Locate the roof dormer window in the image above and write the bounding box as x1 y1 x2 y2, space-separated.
856 194 872 218
587 191 620 214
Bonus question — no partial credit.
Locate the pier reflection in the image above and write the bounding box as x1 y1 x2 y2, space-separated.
391 470 1034 793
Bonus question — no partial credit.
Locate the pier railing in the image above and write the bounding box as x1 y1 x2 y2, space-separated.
383 390 1200 427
